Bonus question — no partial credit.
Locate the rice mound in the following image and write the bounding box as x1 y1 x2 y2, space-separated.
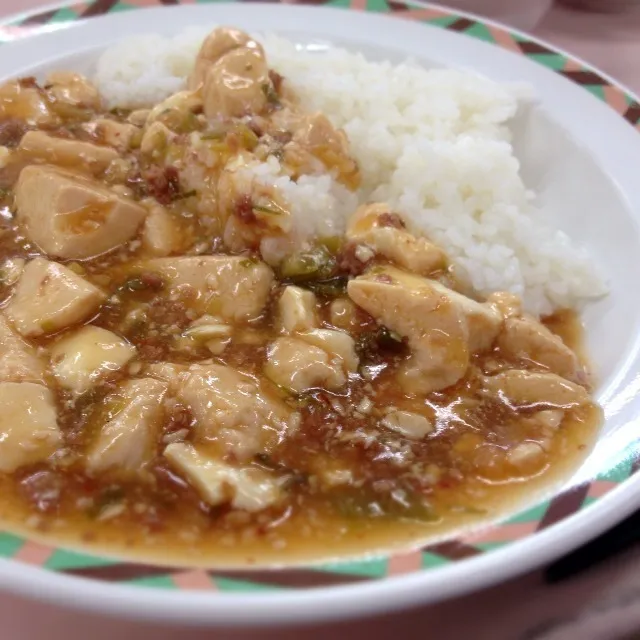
94 29 606 316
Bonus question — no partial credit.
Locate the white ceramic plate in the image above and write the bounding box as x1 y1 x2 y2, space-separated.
0 0 640 626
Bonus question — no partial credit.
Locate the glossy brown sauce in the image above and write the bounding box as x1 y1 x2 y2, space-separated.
0 58 602 568
0 304 600 567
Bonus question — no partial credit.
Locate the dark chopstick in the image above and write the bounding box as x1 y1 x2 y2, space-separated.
545 508 640 584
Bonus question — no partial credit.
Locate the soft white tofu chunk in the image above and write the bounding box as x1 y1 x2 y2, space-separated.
0 382 61 472
277 286 318 334
19 131 118 175
140 256 273 321
0 314 45 383
178 364 296 460
164 443 283 512
15 165 147 260
50 326 136 394
87 378 168 475
6 258 106 337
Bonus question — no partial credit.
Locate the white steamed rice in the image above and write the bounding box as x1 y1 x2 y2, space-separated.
94 29 606 316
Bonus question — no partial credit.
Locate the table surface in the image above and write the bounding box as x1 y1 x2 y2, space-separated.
0 1 639 638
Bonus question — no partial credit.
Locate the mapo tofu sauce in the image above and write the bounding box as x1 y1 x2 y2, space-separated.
0 28 601 567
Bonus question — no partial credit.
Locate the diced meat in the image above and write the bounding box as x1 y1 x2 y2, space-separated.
0 313 45 383
164 442 283 512
50 326 136 394
87 378 168 475
140 256 274 321
0 382 61 472
177 364 296 460
15 165 147 260
348 267 471 394
188 27 265 90
45 72 101 110
141 204 179 256
277 285 318 334
346 203 446 275
380 410 434 439
6 258 106 337
482 370 591 409
94 118 137 152
497 315 585 384
202 48 269 119
19 131 118 175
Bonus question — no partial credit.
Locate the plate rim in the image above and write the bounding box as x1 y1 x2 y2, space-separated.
0 0 638 625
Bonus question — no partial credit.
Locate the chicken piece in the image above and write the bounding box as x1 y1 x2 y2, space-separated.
0 80 58 127
140 256 273 321
482 370 591 409
346 203 446 275
497 315 585 384
0 314 45 383
177 364 296 460
15 165 147 259
165 443 283 512
265 337 346 393
380 410 434 439
284 113 360 189
46 72 101 111
94 118 137 152
349 267 497 394
19 131 118 175
141 204 179 256
188 27 265 90
277 286 318 334
0 382 61 472
202 47 269 120
50 326 136 394
6 258 106 337
87 378 168 475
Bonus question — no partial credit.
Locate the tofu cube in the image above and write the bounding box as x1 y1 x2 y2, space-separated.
0 382 61 472
6 258 106 337
50 326 136 394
